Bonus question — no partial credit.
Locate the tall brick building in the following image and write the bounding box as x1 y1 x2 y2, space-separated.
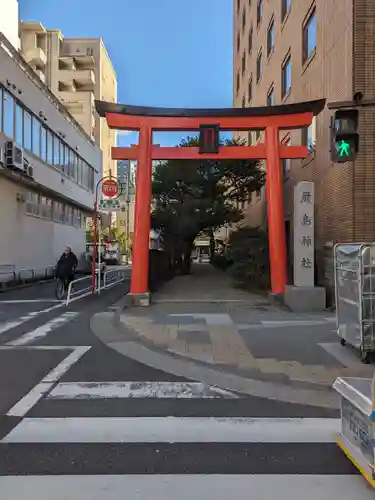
233 0 375 290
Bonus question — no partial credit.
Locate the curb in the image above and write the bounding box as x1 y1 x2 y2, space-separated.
90 310 340 410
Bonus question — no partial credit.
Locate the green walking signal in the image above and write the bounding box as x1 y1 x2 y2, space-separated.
330 109 359 163
336 139 350 157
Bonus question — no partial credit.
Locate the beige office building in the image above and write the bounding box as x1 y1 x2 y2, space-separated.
20 22 117 182
233 0 375 291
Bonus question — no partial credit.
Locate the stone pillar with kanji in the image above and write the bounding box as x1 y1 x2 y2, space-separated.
284 181 326 311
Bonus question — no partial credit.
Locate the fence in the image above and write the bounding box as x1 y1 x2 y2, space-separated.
66 265 130 305
0 264 55 289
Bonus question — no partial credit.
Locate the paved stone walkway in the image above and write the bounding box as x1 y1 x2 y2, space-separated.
118 265 374 390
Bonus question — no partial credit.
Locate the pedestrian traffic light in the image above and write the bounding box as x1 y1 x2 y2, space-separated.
330 109 359 163
199 124 220 154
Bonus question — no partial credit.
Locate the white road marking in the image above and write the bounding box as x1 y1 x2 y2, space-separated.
0 345 81 351
2 417 339 443
0 303 64 335
7 312 79 346
47 381 238 400
0 475 371 500
6 346 91 417
0 300 62 304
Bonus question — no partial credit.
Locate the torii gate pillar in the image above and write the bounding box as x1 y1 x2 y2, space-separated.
96 99 325 304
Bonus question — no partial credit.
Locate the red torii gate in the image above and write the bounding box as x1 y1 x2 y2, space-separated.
95 99 325 302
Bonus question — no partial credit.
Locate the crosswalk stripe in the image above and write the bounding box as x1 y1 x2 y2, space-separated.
6 347 91 417
2 417 340 443
0 475 372 500
47 381 238 399
7 312 79 346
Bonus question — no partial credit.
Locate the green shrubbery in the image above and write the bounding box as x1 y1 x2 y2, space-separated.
213 226 270 290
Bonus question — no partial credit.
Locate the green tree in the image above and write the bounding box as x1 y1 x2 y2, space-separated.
151 136 264 273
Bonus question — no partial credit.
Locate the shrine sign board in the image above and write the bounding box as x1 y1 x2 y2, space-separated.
199 124 220 154
293 181 315 287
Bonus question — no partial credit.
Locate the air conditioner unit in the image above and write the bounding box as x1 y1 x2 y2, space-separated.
5 141 24 171
0 147 4 166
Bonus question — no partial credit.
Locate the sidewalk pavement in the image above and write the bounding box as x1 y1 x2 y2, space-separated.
91 264 374 409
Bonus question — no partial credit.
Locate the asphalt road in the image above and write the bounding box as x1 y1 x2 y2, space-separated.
0 279 372 499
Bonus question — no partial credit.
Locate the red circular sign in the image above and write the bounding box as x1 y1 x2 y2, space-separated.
102 179 119 198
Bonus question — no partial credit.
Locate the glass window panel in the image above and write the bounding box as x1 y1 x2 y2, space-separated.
41 126 47 162
53 135 60 167
47 130 53 164
3 91 14 138
15 103 23 146
32 117 40 156
24 111 32 151
63 144 70 175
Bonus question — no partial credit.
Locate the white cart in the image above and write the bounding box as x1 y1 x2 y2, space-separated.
334 243 375 363
333 375 375 488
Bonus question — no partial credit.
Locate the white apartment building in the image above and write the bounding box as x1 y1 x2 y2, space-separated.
0 0 20 50
0 33 101 272
20 22 117 181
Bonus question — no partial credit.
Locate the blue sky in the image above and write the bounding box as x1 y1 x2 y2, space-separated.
19 0 234 147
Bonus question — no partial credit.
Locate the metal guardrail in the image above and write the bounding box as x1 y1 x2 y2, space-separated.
0 264 55 286
65 274 96 305
102 267 130 289
18 265 56 282
66 266 130 305
0 265 16 283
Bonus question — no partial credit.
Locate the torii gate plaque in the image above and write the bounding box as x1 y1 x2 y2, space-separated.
96 99 325 304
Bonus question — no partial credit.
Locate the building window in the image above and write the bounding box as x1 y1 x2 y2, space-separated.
0 85 95 193
256 51 262 82
237 0 240 13
41 126 47 163
255 130 264 142
248 76 253 102
24 111 32 151
248 132 252 145
242 96 246 108
302 117 316 153
257 0 263 26
241 51 246 74
242 9 246 31
281 0 291 21
281 137 291 177
236 32 240 53
47 130 54 165
267 86 275 106
281 54 291 97
53 135 61 168
32 117 40 156
267 19 275 56
3 91 14 138
248 27 253 53
236 71 240 94
303 8 316 62
15 103 23 147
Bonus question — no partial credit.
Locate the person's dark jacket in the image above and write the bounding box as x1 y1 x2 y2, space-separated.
56 252 78 278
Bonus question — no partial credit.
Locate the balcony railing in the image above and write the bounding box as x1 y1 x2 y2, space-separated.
59 69 95 90
23 46 47 68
